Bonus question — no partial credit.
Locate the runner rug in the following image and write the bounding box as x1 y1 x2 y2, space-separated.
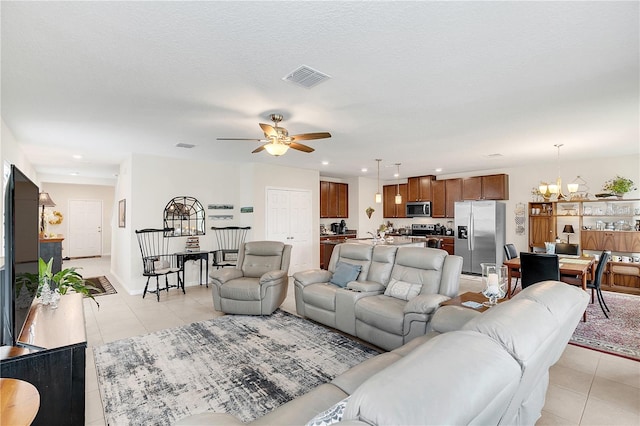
570 291 640 361
84 276 117 297
93 310 380 425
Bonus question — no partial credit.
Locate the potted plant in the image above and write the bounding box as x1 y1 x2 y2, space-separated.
37 258 100 307
602 176 636 198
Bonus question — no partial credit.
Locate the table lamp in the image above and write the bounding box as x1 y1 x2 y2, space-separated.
563 224 575 244
39 192 56 235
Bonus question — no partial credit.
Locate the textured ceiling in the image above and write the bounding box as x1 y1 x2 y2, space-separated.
2 1 638 183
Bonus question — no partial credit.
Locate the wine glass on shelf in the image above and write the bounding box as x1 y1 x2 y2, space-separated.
481 264 507 307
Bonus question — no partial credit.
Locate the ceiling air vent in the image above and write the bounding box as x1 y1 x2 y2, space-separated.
282 65 331 89
486 153 503 158
175 142 195 149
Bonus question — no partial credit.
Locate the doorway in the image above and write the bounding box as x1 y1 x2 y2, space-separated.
68 199 103 258
266 188 313 274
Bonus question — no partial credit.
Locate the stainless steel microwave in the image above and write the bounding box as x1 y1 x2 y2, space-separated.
406 201 431 217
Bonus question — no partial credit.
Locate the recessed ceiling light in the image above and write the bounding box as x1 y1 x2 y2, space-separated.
361 168 368 172
70 172 80 176
72 154 82 160
435 168 443 172
321 161 329 166
394 173 399 178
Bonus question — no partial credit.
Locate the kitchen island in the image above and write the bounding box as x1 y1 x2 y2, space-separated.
351 236 427 247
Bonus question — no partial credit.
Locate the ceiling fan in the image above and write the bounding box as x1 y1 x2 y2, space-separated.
217 114 331 156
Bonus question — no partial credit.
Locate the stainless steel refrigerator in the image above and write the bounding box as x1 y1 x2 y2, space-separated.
454 200 506 274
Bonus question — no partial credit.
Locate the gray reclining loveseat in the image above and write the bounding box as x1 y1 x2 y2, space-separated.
293 243 463 350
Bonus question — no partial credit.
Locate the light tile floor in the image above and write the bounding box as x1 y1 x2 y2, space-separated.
77 257 639 426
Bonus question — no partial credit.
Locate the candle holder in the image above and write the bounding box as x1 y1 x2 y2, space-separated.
481 263 507 307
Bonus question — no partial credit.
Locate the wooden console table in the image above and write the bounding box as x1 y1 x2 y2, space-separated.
0 294 87 425
39 237 64 274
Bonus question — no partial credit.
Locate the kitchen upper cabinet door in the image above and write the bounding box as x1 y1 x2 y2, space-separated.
445 178 462 218
320 181 330 218
482 174 509 200
396 184 408 218
462 176 482 200
431 179 446 218
407 176 432 201
383 185 397 218
336 183 348 218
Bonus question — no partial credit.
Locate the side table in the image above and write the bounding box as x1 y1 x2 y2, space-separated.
440 292 506 313
0 378 40 425
175 251 210 287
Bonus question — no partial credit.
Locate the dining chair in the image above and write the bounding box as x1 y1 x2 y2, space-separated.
504 244 520 295
519 252 560 289
135 228 183 301
555 243 580 255
587 251 611 318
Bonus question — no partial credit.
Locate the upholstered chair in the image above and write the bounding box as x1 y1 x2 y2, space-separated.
209 241 292 315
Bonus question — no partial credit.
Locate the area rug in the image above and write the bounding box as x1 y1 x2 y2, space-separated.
93 310 380 425
84 276 117 297
570 291 640 361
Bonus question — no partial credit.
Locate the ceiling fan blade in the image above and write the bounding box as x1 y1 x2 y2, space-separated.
217 138 265 141
289 142 315 153
252 144 267 153
290 132 332 141
259 123 277 137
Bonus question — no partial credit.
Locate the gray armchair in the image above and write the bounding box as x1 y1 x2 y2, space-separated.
209 241 292 315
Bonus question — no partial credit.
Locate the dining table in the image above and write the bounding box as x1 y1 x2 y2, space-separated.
503 255 596 320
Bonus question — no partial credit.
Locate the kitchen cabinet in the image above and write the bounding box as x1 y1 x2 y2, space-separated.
407 175 433 202
383 184 408 218
440 236 455 255
320 181 330 218
320 233 357 269
445 178 462 218
462 174 509 200
431 179 446 218
581 230 640 253
320 181 348 218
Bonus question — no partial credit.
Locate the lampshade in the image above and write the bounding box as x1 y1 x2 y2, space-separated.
548 184 559 194
39 192 56 207
375 193 382 203
567 183 579 193
264 143 289 156
563 225 575 234
394 163 402 204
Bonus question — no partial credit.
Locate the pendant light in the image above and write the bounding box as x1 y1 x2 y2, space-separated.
548 144 567 201
394 163 402 204
374 159 382 203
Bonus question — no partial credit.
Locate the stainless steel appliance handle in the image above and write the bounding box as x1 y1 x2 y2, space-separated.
469 211 474 251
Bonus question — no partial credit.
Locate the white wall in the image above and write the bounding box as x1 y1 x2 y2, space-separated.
40 183 115 257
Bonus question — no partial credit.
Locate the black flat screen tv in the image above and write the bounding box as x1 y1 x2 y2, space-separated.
1 165 39 347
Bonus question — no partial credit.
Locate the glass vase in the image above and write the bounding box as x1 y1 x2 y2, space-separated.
481 263 507 307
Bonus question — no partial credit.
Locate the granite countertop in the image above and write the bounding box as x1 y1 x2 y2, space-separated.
352 236 427 246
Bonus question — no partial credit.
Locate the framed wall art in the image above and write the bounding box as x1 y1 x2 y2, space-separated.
119 199 126 228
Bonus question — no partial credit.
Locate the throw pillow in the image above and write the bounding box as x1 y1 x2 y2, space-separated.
306 397 350 426
329 262 362 287
545 242 556 254
384 278 422 301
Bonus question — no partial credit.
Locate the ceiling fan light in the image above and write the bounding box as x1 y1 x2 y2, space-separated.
264 143 289 156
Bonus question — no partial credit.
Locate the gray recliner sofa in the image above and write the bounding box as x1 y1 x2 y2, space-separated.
209 241 292 315
293 243 463 350
177 281 589 425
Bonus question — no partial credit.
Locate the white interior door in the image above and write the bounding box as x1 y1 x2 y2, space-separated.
68 199 103 258
266 188 312 275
